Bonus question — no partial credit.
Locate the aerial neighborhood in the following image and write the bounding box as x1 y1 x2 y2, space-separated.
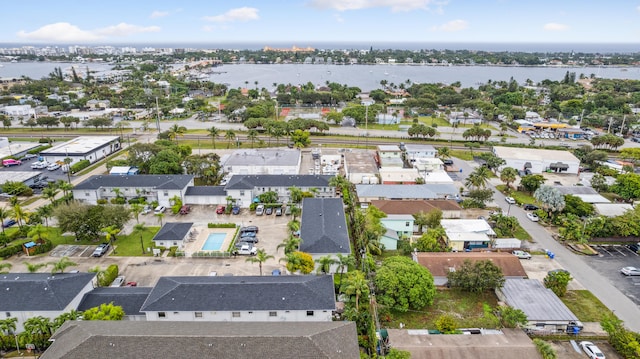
1 44 640 359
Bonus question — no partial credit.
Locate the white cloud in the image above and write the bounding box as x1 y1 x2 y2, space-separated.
150 10 170 19
543 22 569 31
17 22 102 42
333 13 345 23
310 0 438 12
17 22 160 42
431 19 468 32
203 7 259 23
95 23 160 37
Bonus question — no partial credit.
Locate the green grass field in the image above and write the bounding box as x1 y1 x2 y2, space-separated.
46 226 160 257
561 290 615 322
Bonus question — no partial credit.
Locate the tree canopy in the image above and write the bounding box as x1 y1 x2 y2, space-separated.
374 256 436 312
447 259 505 293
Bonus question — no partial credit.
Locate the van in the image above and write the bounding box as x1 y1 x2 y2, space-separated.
2 159 21 167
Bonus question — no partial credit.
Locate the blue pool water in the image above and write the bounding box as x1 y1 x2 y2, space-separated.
202 233 226 251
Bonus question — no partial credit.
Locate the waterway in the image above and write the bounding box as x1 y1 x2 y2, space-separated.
2 61 640 90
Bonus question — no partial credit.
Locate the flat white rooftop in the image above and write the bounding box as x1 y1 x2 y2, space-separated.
0 142 42 158
222 149 300 167
40 136 120 156
0 171 40 183
493 146 579 162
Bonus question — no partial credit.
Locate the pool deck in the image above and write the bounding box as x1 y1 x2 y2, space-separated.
185 227 237 254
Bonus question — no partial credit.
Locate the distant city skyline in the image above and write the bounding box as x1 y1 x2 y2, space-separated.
2 0 640 46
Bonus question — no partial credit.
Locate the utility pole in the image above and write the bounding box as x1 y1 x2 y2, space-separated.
155 97 161 133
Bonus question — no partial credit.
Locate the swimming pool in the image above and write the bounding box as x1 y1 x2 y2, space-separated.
202 233 226 251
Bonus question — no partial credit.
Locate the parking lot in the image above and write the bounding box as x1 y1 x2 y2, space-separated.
583 245 640 305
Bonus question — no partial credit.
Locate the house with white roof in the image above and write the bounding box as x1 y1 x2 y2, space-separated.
441 219 496 251
221 149 301 175
356 184 459 203
493 146 580 174
39 136 121 166
403 144 436 164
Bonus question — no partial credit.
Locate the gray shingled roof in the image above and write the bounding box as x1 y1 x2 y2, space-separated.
554 186 599 195
356 184 458 199
0 273 96 311
185 186 227 196
225 175 333 190
73 175 194 190
152 222 193 242
140 275 335 312
78 287 152 316
299 198 351 254
498 278 578 322
42 321 359 359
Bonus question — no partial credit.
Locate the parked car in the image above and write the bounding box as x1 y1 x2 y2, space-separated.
179 205 191 215
232 206 240 215
505 196 516 204
620 266 640 276
255 204 265 216
141 205 152 215
272 269 281 276
241 226 259 234
285 206 292 215
523 204 539 211
2 159 22 167
265 207 273 215
627 243 639 253
22 154 37 160
30 161 48 169
275 207 283 216
92 243 110 257
526 212 539 222
240 231 257 238
215 205 225 214
512 250 532 260
125 281 138 287
29 181 49 189
237 244 257 256
47 163 61 171
110 276 126 287
154 206 166 214
237 237 259 244
2 219 16 228
580 341 605 359
443 159 454 166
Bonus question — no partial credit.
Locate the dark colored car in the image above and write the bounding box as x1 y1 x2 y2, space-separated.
240 231 257 238
265 207 273 215
523 204 539 211
240 226 259 233
443 159 454 165
2 219 16 228
232 206 240 215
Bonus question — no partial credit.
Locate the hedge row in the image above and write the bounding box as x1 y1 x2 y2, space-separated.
27 144 52 154
70 159 90 173
207 223 237 228
0 241 28 259
98 264 119 287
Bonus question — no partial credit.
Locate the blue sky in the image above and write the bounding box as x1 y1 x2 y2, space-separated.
1 0 639 45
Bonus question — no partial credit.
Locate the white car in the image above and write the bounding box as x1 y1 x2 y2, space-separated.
620 266 640 276
526 212 539 222
505 196 516 204
513 250 532 260
47 163 61 171
110 276 126 287
30 161 48 169
154 205 166 214
580 341 605 359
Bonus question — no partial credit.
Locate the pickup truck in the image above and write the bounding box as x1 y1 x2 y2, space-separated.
237 244 257 256
92 243 110 257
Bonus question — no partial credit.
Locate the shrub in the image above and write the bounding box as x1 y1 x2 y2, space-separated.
435 314 458 334
38 138 52 144
96 199 108 205
27 144 52 154
70 159 90 173
98 264 119 287
168 246 178 257
207 223 237 228
533 339 557 359
110 197 126 205
31 239 53 255
0 241 28 259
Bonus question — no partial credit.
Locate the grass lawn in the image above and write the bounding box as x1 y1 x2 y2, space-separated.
561 290 615 322
496 185 537 205
419 116 450 127
384 289 499 329
450 150 474 161
46 226 161 257
513 226 532 241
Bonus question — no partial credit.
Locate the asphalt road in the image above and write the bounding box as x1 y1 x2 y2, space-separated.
453 158 640 332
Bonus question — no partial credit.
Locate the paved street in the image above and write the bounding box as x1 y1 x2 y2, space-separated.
453 158 640 332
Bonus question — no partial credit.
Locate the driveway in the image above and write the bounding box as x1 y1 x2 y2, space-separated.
463 159 640 332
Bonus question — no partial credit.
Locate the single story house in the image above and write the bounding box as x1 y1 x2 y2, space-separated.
493 146 580 174
440 219 496 251
224 175 335 207
376 145 404 168
415 252 527 286
371 199 462 220
41 321 359 359
448 111 482 125
380 228 400 251
300 198 351 273
496 278 582 333
140 275 336 322
72 174 194 206
78 287 152 321
356 184 459 203
594 203 634 217
0 273 96 332
554 186 611 204
221 148 301 175
40 136 121 166
152 222 193 250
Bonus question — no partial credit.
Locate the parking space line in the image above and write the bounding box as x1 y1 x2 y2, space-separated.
612 246 627 256
595 245 613 256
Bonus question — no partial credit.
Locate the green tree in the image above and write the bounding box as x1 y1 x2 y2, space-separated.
280 251 314 274
415 226 447 252
21 316 54 349
499 167 518 189
245 248 275 276
315 255 337 274
374 256 436 312
101 225 121 255
25 262 48 273
543 270 572 297
167 123 186 144
247 129 259 148
534 185 566 218
447 259 505 293
341 270 369 311
82 302 125 320
498 306 528 328
562 195 594 217
435 313 458 333
0 207 10 234
49 256 77 274
225 130 236 149
133 223 147 254
277 235 301 255
465 166 492 189
207 126 220 149
520 174 546 194
27 224 49 243
611 173 640 200
533 339 558 359
0 262 12 274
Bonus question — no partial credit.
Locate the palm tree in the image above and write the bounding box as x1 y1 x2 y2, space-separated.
0 317 17 336
102 225 121 255
0 207 9 233
315 255 337 274
287 219 300 234
500 167 518 190
225 130 236 149
130 203 143 223
465 166 492 189
208 126 220 149
11 203 29 228
35 205 54 227
155 212 165 226
57 180 73 198
0 262 12 274
28 224 49 243
342 271 368 311
25 262 48 273
63 157 73 183
133 223 147 254
168 124 186 144
413 211 429 234
437 146 451 159
246 248 274 276
335 254 355 291
49 257 77 274
277 235 301 255
22 316 54 349
288 186 303 204
247 129 258 148
42 186 60 205
290 204 301 221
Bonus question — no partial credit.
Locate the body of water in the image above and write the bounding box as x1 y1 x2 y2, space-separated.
3 61 640 90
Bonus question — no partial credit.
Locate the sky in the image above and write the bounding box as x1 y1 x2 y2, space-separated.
1 0 639 46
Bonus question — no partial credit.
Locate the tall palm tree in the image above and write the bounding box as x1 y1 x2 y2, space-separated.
315 255 337 274
335 254 355 291
168 124 186 144
437 146 451 159
35 205 53 227
11 203 29 229
102 225 121 255
290 204 301 221
63 157 73 183
42 186 60 205
130 203 143 223
207 126 220 149
342 271 369 311
277 235 301 255
155 212 165 226
247 129 258 148
0 207 9 233
49 257 77 274
413 211 429 234
465 166 492 189
225 130 236 149
133 223 147 254
25 262 48 273
246 248 274 276
57 180 73 198
500 167 518 190
286 220 300 234
0 317 17 336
